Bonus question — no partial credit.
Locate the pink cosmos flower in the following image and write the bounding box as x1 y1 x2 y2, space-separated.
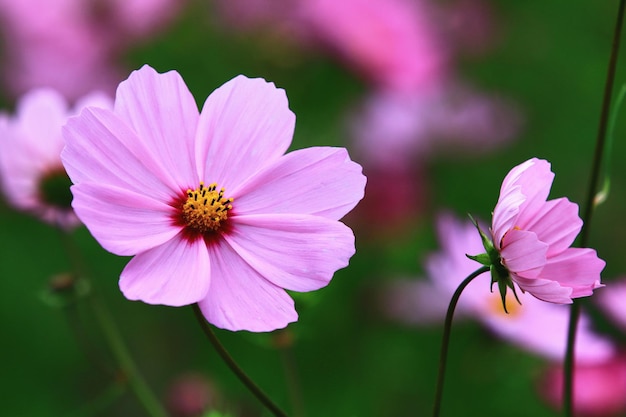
61 65 366 332
382 213 614 363
540 354 626 417
491 158 605 303
0 88 112 229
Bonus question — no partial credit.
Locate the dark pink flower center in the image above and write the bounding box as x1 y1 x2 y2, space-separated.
181 182 233 234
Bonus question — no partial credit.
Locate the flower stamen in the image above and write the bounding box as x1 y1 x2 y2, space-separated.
182 182 233 233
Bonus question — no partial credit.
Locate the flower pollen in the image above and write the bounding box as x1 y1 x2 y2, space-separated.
182 182 233 234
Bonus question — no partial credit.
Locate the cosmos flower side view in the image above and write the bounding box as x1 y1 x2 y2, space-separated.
472 157 605 305
61 64 366 332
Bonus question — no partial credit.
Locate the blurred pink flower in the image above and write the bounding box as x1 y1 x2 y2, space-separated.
166 373 219 417
0 0 119 99
61 65 366 332
346 166 427 239
214 0 449 93
383 213 614 363
0 88 112 229
491 158 605 303
296 0 448 94
540 354 626 417
350 84 521 168
0 0 183 99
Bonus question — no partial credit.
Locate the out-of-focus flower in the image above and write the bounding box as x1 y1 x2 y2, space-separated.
0 88 111 229
346 165 426 239
382 213 614 363
489 158 605 304
296 0 448 94
62 65 366 332
350 84 521 168
166 373 220 417
0 0 184 99
213 0 448 94
540 354 626 417
443 0 501 57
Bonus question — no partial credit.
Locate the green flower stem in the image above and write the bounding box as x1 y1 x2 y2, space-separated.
89 296 169 417
274 332 306 417
564 1 626 416
432 265 489 417
192 304 289 417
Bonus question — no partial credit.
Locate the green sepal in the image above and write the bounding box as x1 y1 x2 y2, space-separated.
467 213 523 314
466 253 491 266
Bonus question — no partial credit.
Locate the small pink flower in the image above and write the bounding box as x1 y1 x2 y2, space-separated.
491 158 605 303
61 65 366 332
0 88 111 229
383 213 614 363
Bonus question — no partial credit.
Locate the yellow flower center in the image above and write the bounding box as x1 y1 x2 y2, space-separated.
181 182 233 233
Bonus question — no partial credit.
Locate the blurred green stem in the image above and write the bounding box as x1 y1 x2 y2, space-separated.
59 230 168 417
192 304 289 417
432 266 489 417
564 0 625 416
89 295 169 417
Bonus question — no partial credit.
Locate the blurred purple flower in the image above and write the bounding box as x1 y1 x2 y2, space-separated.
382 213 614 363
350 83 521 168
61 65 366 332
0 88 112 229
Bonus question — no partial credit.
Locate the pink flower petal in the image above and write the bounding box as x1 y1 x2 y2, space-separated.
232 147 366 220
491 183 523 249
62 107 176 202
120 234 211 306
194 75 295 190
225 213 355 292
71 182 181 256
199 239 297 332
114 65 200 189
500 229 548 278
518 197 582 257
510 158 554 222
12 89 68 167
513 276 573 304
538 248 605 297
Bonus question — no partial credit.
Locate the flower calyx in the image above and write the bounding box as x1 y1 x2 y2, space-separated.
465 214 521 314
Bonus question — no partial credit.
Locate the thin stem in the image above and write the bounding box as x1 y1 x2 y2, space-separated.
564 1 626 416
432 266 489 417
58 230 168 417
274 331 306 417
192 304 289 417
90 296 169 417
